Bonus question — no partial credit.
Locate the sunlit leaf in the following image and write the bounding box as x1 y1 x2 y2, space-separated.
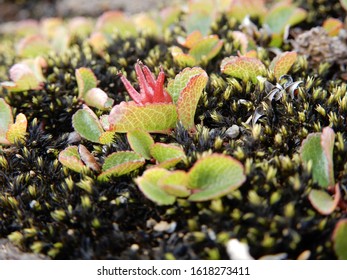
158 170 190 197
269 51 297 80
16 35 51 58
0 98 13 145
135 168 176 205
1 61 43 92
6 113 27 144
84 88 114 110
177 30 204 48
322 18 343 37
75 68 98 99
96 11 137 38
177 69 208 131
187 154 246 201
72 105 104 143
98 131 115 145
88 32 109 55
51 26 70 54
228 0 267 21
127 129 154 160
150 143 186 168
264 3 307 47
133 13 159 36
221 56 266 83
300 127 335 189
170 46 197 67
189 35 224 63
58 146 86 173
184 11 213 36
78 144 100 172
332 218 347 259
108 101 178 133
41 18 64 39
308 184 340 215
98 151 145 180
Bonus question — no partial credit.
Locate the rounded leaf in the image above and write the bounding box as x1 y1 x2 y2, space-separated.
58 146 85 173
75 68 98 99
158 170 190 197
332 219 347 260
127 129 154 160
188 154 246 201
135 168 176 205
6 113 27 144
308 184 340 215
150 143 186 169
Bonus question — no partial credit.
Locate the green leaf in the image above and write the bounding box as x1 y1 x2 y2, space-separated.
108 101 178 133
300 127 335 188
167 67 205 103
189 35 223 63
228 0 267 21
58 146 86 173
340 0 347 11
98 151 145 180
127 129 154 160
187 154 246 201
88 32 109 55
0 98 13 144
269 51 297 80
150 143 186 168
6 113 27 144
96 11 137 38
72 106 104 143
84 88 114 110
308 184 340 215
158 170 190 197
75 68 98 99
1 62 43 92
170 46 197 67
135 168 176 205
221 56 266 83
264 3 307 47
16 35 51 58
184 11 213 36
332 218 347 259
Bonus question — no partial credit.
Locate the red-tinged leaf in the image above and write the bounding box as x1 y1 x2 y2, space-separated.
88 32 108 55
232 31 250 54
170 46 197 67
6 113 27 144
269 51 297 80
108 101 178 133
96 11 137 38
0 98 13 145
187 154 246 201
41 18 64 39
16 35 51 58
189 35 223 63
332 218 347 259
1 62 42 92
176 68 208 130
58 146 86 173
177 30 204 48
75 68 98 99
134 168 176 205
127 129 154 160
98 131 115 145
228 0 267 21
221 56 266 83
308 184 340 215
84 88 114 110
323 18 343 37
150 143 186 169
98 151 145 180
78 144 100 172
158 170 190 197
321 127 335 187
72 105 104 143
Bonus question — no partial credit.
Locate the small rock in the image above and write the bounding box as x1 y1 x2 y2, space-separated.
226 125 240 139
153 221 177 233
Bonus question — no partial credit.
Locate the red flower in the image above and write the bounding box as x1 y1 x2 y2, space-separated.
120 61 173 105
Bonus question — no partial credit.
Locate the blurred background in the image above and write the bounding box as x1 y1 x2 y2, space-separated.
0 0 179 23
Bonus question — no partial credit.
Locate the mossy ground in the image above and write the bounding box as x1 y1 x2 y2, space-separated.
0 0 347 259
